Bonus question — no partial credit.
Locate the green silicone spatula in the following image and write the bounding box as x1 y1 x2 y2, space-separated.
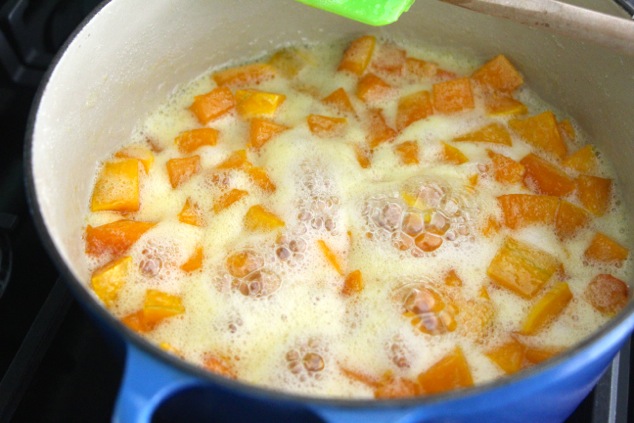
296 0 634 56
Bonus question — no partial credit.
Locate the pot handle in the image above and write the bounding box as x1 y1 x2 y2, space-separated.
112 343 199 423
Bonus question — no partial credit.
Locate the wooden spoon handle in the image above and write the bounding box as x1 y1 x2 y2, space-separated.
440 0 634 55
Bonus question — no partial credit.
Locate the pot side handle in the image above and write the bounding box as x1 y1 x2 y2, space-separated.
112 344 199 423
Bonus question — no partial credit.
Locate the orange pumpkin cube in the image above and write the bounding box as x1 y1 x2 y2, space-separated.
554 200 590 239
114 145 154 173
521 282 573 335
432 78 475 114
374 373 422 399
557 119 576 142
524 346 563 365
396 90 433 131
121 310 154 333
175 128 219 154
180 246 204 272
485 338 527 374
249 118 287 149
354 144 372 169
441 142 468 165
91 256 131 307
453 123 512 146
86 220 155 256
216 149 249 170
213 189 249 213
576 175 612 216
370 43 406 75
142 289 185 326
444 269 463 287
322 88 356 116
417 347 473 394
484 93 528 116
584 274 629 315
366 109 396 148
178 198 205 226
203 354 237 379
487 150 525 184
405 57 438 79
471 55 524 92
213 63 277 87
509 111 567 159
247 167 276 193
90 159 140 212
189 86 235 124
338 35 376 75
317 239 344 276
342 269 363 295
562 145 597 173
268 47 310 78
307 114 347 137
235 89 285 118
394 141 419 165
497 194 559 230
487 237 561 299
356 73 393 103
520 153 575 197
166 155 201 188
244 205 284 231
584 232 629 266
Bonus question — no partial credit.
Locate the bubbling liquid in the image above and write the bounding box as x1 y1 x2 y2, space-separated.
83 36 632 398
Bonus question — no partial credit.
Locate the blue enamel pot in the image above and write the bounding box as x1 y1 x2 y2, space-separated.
26 0 634 421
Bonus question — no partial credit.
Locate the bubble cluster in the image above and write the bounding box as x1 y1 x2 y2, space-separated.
225 249 281 297
285 337 328 381
137 240 179 280
363 178 473 256
275 234 307 265
296 164 341 234
395 283 459 336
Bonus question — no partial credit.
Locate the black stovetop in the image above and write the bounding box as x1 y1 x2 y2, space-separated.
0 1 632 422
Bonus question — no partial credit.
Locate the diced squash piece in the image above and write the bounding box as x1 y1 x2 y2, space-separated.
487 237 561 299
142 289 185 326
235 89 285 118
394 141 419 165
555 200 590 239
417 347 473 394
268 47 310 78
484 93 528 116
441 142 468 165
189 86 235 124
457 297 494 342
318 239 344 276
520 153 575 197
374 372 422 399
444 269 463 287
584 274 629 315
558 119 576 142
307 114 347 137
203 354 237 379
405 57 438 79
354 144 372 169
370 43 406 75
178 198 205 226
322 88 356 116
213 63 276 87
366 109 396 148
342 269 363 295
562 145 597 173
497 194 558 229
166 155 201 188
91 256 131 307
521 282 572 335
338 35 376 75
524 346 563 365
485 338 526 374
509 112 567 159
121 310 154 333
244 205 285 231
86 220 155 256
356 73 393 103
249 118 287 149
213 189 249 213
584 232 629 265
487 150 525 184
90 159 140 212
115 146 154 173
576 175 612 216
481 216 501 237
396 90 433 130
175 128 219 154
216 149 250 170
247 167 276 193
432 78 475 114
472 55 523 92
453 123 512 146
181 246 204 272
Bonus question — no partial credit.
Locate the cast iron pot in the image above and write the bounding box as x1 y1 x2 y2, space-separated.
26 0 634 422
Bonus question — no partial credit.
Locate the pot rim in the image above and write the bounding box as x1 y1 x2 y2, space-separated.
23 0 634 411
